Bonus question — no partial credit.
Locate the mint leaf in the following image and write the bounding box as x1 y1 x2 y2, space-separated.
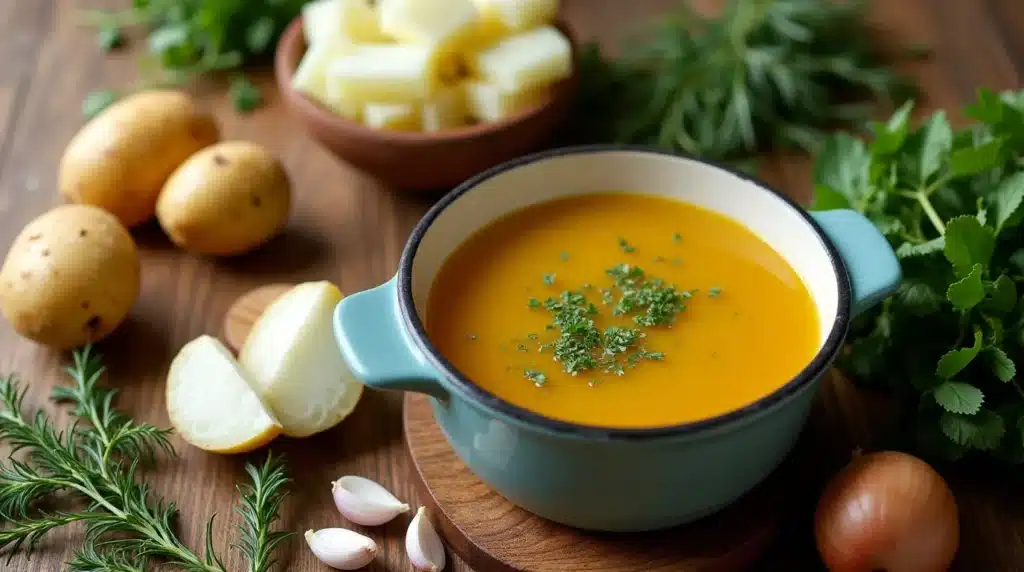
990 274 1017 312
943 216 995 276
869 100 914 155
947 138 1004 179
993 172 1024 233
941 410 1005 450
811 184 851 210
934 381 984 414
985 347 1016 381
898 281 942 315
917 111 953 183
936 327 983 379
813 133 870 205
896 236 944 258
947 263 985 311
964 88 1003 123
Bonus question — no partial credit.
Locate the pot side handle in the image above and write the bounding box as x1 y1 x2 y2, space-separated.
333 276 449 401
811 209 901 316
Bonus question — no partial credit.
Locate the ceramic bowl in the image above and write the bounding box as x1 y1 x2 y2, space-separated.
274 17 579 192
332 146 901 532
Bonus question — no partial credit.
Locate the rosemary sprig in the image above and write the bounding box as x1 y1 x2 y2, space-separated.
564 0 917 164
0 346 292 571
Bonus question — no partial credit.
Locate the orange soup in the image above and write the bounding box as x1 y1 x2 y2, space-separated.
426 193 820 428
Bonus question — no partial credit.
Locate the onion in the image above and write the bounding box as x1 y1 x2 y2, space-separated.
814 450 959 572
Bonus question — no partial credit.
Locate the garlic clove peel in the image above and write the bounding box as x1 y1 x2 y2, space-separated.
406 506 447 572
332 475 410 526
305 528 377 570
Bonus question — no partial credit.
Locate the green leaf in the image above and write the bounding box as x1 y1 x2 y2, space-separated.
97 20 124 52
947 138 1004 179
230 75 263 113
943 216 995 277
812 133 870 205
964 88 1004 123
917 111 953 183
936 327 983 379
246 16 276 54
82 90 119 120
941 409 1005 450
946 263 985 311
896 236 944 258
811 184 851 210
985 347 1016 381
897 281 942 315
990 274 1017 312
869 100 914 155
992 172 1024 233
934 381 984 414
148 24 189 55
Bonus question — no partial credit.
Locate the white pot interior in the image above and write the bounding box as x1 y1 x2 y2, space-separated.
410 150 841 351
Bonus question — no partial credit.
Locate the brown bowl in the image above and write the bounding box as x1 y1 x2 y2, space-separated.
274 17 579 192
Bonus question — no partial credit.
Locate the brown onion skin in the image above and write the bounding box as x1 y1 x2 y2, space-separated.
814 451 959 572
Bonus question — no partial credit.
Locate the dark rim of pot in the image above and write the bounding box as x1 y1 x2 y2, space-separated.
397 144 851 441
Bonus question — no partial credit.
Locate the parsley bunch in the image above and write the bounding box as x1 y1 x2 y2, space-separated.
564 0 916 164
811 88 1024 463
0 347 292 570
82 0 310 118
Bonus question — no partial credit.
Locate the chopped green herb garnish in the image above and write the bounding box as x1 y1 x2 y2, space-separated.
600 288 614 305
528 297 541 309
654 256 666 263
588 379 599 387
708 286 723 297
516 343 529 352
581 283 593 290
560 251 569 261
543 273 556 285
672 233 682 243
527 333 539 340
524 370 547 387
672 257 683 265
607 264 687 327
618 237 636 253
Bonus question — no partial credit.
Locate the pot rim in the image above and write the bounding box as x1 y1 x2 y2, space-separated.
397 144 851 441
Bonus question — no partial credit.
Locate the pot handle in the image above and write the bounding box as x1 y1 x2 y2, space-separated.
333 275 449 400
811 209 901 316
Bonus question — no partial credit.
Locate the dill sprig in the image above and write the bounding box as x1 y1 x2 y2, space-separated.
0 346 292 571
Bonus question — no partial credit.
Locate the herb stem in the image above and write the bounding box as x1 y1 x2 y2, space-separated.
916 191 946 235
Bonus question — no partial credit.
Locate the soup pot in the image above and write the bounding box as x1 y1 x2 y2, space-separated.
333 146 900 532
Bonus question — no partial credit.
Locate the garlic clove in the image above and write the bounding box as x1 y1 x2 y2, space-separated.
332 475 411 526
406 507 447 572
304 528 377 570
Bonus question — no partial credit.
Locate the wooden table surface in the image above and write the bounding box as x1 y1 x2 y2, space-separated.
1 1 1022 571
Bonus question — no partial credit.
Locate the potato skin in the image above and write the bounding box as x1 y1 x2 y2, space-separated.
156 141 292 256
0 205 141 349
59 90 220 228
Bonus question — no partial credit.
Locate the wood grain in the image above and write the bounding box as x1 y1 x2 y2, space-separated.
403 394 778 572
0 1 1021 571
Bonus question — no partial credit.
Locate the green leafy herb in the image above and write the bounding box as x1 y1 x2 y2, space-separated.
524 370 547 387
97 19 124 51
607 264 689 327
0 346 292 570
230 75 263 113
672 233 682 243
543 273 556 286
811 88 1024 463
80 0 308 115
708 286 723 297
560 251 569 261
528 298 541 309
618 237 636 253
562 0 916 163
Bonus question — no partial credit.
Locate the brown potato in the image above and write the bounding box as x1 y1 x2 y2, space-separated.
59 90 220 228
156 141 292 256
0 204 141 349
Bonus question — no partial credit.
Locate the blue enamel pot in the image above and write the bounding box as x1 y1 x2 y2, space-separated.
333 146 900 532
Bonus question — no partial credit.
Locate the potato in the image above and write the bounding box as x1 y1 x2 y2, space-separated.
59 90 220 228
0 204 141 349
156 141 291 256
